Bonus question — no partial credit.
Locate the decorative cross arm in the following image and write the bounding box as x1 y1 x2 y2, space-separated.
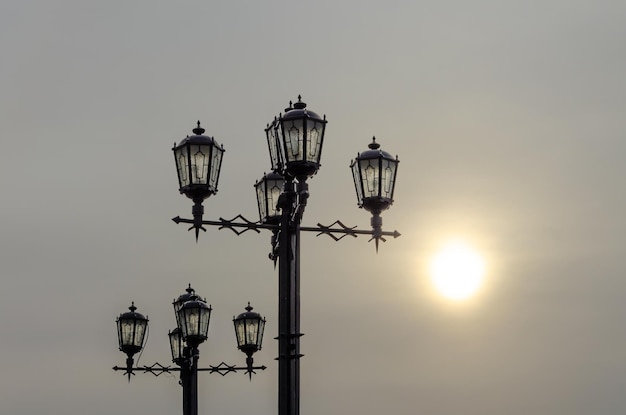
172 215 400 244
113 361 267 378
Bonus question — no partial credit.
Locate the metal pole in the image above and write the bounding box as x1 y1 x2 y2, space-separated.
278 179 301 415
190 348 199 415
180 347 192 415
181 351 191 415
180 346 198 415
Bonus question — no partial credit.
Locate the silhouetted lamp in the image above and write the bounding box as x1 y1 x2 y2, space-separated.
173 122 225 240
351 137 399 250
173 284 198 327
255 172 285 224
168 327 184 364
275 96 327 180
116 302 149 380
177 298 212 348
233 303 266 378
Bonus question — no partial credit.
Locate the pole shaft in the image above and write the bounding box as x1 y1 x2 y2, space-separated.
278 180 300 415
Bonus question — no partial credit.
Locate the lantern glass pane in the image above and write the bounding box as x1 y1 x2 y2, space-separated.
266 123 283 171
169 330 183 361
381 159 396 198
257 318 265 348
190 144 210 185
175 146 190 187
245 318 259 346
118 319 134 346
266 178 283 218
360 159 380 197
235 319 246 347
306 120 324 163
134 320 147 347
209 145 223 189
351 161 364 205
255 180 268 221
282 119 304 162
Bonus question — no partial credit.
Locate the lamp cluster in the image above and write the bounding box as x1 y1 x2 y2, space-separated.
115 285 265 379
172 96 399 242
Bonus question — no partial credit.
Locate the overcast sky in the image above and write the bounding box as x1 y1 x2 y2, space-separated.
1 1 626 414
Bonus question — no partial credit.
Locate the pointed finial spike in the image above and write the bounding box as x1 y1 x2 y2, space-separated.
195 227 200 242
192 121 205 135
297 94 302 102
368 137 381 150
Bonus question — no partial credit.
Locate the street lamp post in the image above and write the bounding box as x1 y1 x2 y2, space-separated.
172 96 400 415
113 285 266 415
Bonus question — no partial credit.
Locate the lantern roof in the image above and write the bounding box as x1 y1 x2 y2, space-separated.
118 302 148 322
234 303 263 320
173 284 198 306
174 121 221 148
280 96 325 122
356 137 396 160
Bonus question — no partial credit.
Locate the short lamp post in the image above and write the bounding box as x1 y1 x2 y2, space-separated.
171 96 400 415
113 285 266 415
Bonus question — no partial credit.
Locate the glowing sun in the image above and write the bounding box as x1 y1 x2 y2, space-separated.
429 241 486 300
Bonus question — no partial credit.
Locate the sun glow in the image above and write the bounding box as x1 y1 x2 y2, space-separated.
429 240 486 300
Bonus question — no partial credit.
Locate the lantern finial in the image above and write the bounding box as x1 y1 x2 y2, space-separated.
193 121 205 135
293 95 306 109
368 136 380 150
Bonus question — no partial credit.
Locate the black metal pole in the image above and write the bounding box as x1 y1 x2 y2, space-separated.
181 351 191 415
180 346 199 415
278 179 301 415
190 348 199 415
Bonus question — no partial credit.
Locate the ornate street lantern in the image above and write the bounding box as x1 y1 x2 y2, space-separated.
177 298 212 347
255 172 285 224
173 284 198 328
168 327 185 364
351 137 399 214
173 122 225 240
116 302 149 358
233 303 266 379
173 121 225 202
233 303 266 356
351 137 399 251
275 96 327 180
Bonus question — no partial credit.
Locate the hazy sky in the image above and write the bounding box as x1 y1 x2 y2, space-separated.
1 1 626 414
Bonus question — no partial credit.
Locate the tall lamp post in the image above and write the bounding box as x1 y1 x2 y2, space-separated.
113 285 266 415
172 96 400 415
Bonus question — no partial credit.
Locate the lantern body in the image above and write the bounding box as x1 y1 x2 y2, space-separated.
168 327 185 363
276 98 327 180
265 119 284 173
255 172 285 224
173 285 197 328
116 304 149 356
178 299 211 346
173 123 224 201
233 304 266 356
351 138 399 213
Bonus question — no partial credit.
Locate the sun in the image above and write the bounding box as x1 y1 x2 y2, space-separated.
429 241 486 300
